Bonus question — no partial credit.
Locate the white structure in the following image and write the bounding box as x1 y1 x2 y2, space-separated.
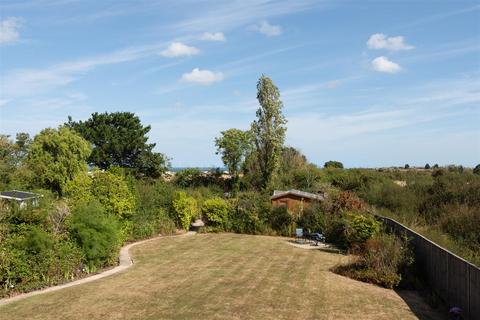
0 190 42 209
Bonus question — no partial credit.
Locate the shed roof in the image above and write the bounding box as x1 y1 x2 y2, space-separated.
271 189 324 201
0 190 42 201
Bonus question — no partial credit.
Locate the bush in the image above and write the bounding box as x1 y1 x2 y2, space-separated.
229 192 272 235
269 206 295 236
67 201 121 270
333 232 413 288
0 225 83 297
172 192 198 230
202 197 230 227
342 212 380 246
65 169 136 220
297 203 326 234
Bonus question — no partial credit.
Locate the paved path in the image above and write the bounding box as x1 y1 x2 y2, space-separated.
0 231 196 306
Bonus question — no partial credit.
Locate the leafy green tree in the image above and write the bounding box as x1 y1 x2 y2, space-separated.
67 112 168 178
324 161 344 169
27 127 91 194
65 169 135 219
172 191 198 230
424 163 431 169
215 129 252 185
202 197 230 227
250 75 287 188
404 164 410 169
474 164 480 175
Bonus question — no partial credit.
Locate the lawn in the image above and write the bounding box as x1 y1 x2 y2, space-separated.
0 233 444 320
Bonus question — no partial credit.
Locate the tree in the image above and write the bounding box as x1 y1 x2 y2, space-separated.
250 75 287 188
325 161 344 169
215 129 252 183
404 164 410 169
424 163 431 169
27 127 91 194
474 164 480 175
67 112 168 178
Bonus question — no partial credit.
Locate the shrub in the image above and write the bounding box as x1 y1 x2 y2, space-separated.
342 212 380 246
67 201 121 270
330 191 367 214
202 197 230 227
229 192 272 234
297 203 326 233
324 161 343 169
0 226 83 297
333 232 413 288
65 169 136 219
269 206 295 236
172 192 198 230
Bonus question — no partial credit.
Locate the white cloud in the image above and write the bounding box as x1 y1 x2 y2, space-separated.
252 21 282 36
160 42 199 57
367 33 414 51
371 56 401 73
181 68 224 85
0 17 22 45
1 43 165 98
199 32 225 41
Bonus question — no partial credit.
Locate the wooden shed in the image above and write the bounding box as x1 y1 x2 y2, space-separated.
271 189 324 214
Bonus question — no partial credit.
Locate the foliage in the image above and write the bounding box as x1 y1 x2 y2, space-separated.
250 75 287 188
334 232 414 288
330 191 368 215
342 212 380 246
474 164 480 175
172 192 198 230
174 168 225 189
67 201 121 270
228 191 272 234
324 161 344 169
0 225 83 297
270 147 322 192
67 112 168 178
202 197 230 227
424 163 431 169
268 206 295 236
27 127 91 194
215 129 252 182
65 169 135 219
297 203 326 234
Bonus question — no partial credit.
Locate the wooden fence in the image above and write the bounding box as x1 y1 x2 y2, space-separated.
377 216 480 320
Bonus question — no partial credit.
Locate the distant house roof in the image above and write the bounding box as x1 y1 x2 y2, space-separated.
0 190 42 201
271 189 324 201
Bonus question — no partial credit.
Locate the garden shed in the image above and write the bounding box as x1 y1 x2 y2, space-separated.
271 189 324 214
0 190 42 209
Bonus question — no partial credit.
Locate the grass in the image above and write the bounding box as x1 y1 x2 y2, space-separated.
0 233 444 319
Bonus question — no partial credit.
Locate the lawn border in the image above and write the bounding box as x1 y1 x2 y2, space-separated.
0 231 196 306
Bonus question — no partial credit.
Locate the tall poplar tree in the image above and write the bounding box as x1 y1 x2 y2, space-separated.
250 75 287 188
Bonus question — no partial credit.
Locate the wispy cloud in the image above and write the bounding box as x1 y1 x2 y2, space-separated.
251 20 282 36
0 17 23 45
1 43 166 98
168 0 321 34
371 56 401 73
199 32 225 41
367 33 414 51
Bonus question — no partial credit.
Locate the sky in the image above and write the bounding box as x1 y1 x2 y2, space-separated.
0 0 479 168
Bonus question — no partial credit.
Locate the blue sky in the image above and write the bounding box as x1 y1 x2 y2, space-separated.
0 0 479 168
